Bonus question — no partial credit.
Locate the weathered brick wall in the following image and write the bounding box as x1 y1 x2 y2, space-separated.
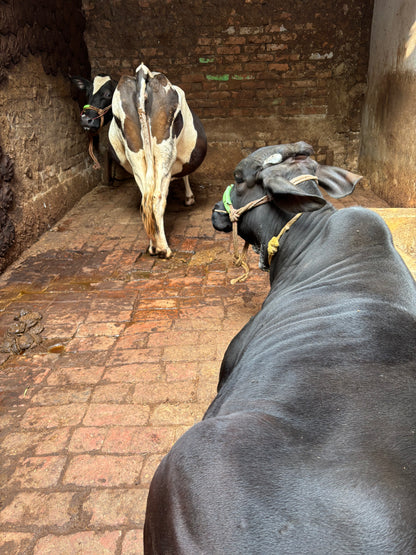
83 0 373 178
0 0 99 271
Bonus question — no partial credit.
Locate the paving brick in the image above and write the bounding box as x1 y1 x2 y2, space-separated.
107 347 162 366
30 386 92 406
0 532 33 554
68 427 107 452
65 335 118 352
150 402 207 426
83 404 150 427
132 381 196 404
147 330 199 348
102 363 163 383
165 361 199 382
122 529 143 555
114 333 148 350
0 429 70 456
3 455 66 489
76 322 125 337
21 404 87 429
163 342 217 362
91 383 131 403
46 366 105 385
34 531 122 555
0 492 75 527
140 454 165 487
63 454 144 487
83 488 148 526
102 426 176 454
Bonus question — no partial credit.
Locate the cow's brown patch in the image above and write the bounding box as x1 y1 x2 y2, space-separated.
148 80 179 144
118 76 143 153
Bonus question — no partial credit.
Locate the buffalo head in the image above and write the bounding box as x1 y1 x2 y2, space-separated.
212 142 362 271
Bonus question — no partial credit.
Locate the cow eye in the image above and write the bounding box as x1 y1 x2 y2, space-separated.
103 90 112 98
234 173 244 184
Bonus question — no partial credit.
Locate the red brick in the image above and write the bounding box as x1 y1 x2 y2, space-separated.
122 529 144 555
34 531 122 555
76 322 124 337
107 347 162 366
83 404 150 427
150 403 206 426
47 366 105 385
140 454 165 487
65 335 117 352
68 427 107 452
0 492 75 527
63 454 144 487
83 489 148 526
30 386 92 406
163 343 217 362
147 330 199 348
5 456 66 488
0 532 33 553
165 362 199 382
21 405 87 429
133 382 196 404
114 333 148 350
1 429 70 456
103 364 163 383
91 383 131 403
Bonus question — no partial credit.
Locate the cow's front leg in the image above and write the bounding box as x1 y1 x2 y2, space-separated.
183 175 195 206
148 175 172 259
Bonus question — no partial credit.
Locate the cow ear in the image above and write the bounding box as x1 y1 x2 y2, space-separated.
70 76 92 94
261 169 327 213
315 165 362 199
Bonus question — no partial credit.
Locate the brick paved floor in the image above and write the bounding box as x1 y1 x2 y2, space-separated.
0 175 412 554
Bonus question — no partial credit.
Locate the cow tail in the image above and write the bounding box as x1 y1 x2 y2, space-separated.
136 64 156 239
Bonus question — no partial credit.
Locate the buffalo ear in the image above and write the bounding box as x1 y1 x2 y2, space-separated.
70 76 92 94
316 165 362 199
261 168 327 213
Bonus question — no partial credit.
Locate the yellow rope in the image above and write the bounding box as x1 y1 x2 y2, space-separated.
267 212 303 265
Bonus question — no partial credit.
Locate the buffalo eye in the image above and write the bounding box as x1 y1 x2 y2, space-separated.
234 172 244 184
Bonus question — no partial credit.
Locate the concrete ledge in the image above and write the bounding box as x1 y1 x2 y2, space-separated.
372 208 416 277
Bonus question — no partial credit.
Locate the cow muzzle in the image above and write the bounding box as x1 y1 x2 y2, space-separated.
80 104 111 131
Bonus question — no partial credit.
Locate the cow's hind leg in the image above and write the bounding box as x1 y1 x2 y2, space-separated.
183 175 195 206
147 175 172 259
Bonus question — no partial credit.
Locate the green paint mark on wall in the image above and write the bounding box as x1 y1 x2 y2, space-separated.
199 57 215 63
231 74 254 80
206 74 230 81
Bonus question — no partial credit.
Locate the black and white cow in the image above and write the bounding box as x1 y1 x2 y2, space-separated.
108 63 207 258
144 142 416 553
71 74 116 132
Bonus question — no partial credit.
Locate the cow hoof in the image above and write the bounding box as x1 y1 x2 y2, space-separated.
148 246 172 259
184 195 195 206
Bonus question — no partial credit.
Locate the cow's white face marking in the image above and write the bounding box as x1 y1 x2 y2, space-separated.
93 76 111 95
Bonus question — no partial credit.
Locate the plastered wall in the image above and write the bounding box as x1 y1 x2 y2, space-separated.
360 0 416 207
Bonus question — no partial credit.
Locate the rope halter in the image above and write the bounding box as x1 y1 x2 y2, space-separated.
219 173 319 284
81 104 112 170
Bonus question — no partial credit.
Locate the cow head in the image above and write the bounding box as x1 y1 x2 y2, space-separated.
212 142 362 270
71 74 116 132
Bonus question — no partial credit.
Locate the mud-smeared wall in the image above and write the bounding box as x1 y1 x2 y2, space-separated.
0 0 99 271
360 0 416 207
83 0 374 177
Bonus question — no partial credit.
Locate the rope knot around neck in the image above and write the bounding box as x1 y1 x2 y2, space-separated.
81 104 113 169
217 173 319 283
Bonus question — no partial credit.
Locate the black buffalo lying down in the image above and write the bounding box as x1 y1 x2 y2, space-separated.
144 142 416 553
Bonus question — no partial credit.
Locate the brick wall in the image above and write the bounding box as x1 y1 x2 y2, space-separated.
0 0 99 270
84 0 373 177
